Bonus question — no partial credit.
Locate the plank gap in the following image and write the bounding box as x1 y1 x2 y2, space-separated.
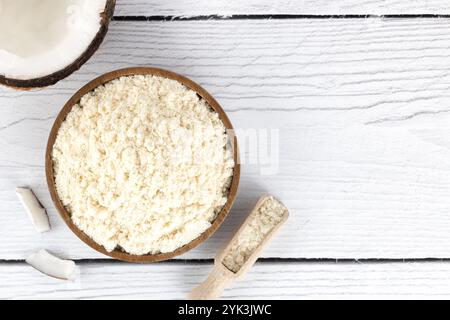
112 14 450 21
4 258 450 265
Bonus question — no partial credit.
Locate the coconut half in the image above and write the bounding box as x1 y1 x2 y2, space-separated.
0 0 115 89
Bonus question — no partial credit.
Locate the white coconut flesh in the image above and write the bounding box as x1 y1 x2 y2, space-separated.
16 187 51 233
26 249 79 281
0 0 107 80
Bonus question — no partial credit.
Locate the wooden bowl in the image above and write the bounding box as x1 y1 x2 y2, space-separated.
45 67 240 263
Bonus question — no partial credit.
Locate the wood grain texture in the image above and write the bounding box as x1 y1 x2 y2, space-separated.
114 0 450 16
3 261 450 299
2 19 450 260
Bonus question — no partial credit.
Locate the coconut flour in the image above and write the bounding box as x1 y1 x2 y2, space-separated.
52 75 234 255
222 197 287 273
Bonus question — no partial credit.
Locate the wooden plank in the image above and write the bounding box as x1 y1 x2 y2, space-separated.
2 19 450 260
114 0 450 16
3 261 450 299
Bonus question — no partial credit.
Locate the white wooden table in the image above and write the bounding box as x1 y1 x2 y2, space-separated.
2 0 450 299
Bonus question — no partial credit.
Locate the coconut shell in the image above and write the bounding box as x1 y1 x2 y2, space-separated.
0 0 116 90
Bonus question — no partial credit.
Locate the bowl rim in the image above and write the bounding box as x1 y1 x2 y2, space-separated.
45 67 240 263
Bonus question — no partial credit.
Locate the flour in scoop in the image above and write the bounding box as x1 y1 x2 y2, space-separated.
222 196 287 273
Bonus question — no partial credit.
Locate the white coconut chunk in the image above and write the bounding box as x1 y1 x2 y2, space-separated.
26 249 79 281
0 0 107 80
16 187 51 233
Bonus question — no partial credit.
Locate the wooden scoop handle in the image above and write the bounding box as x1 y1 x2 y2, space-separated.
188 266 233 300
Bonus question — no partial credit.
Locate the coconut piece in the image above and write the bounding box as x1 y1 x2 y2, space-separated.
0 0 115 89
16 187 51 233
26 249 79 281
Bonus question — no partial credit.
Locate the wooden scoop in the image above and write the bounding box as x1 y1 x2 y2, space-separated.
188 195 289 300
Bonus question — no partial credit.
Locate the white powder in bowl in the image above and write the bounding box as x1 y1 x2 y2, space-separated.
52 75 234 255
222 197 287 273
